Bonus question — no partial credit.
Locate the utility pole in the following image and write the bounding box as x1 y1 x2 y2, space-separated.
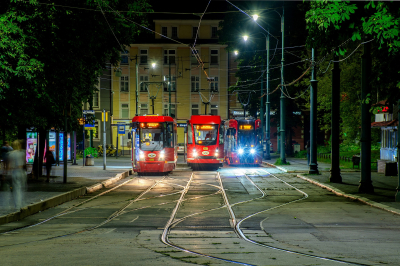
265 29 271 160
103 109 106 170
279 5 286 163
359 38 373 192
309 47 319 174
136 58 139 115
329 53 342 183
396 99 400 201
63 116 67 183
168 60 171 116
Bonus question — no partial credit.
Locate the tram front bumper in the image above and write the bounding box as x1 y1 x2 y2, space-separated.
134 160 176 173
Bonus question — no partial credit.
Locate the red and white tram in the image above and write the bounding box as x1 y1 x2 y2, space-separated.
186 115 224 170
131 115 177 173
224 118 262 166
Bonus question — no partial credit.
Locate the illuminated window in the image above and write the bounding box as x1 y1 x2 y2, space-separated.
93 90 99 108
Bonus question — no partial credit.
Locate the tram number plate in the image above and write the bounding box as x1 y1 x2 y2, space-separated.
203 147 208 150
148 159 154 161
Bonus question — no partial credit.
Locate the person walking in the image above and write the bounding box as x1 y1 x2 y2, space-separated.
1 141 13 211
8 140 27 210
306 140 310 166
45 150 55 183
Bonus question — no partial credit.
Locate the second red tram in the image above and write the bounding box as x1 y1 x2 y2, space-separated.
224 118 262 166
186 115 224 170
131 115 177 173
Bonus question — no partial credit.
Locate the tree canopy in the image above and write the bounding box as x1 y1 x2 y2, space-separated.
0 0 152 137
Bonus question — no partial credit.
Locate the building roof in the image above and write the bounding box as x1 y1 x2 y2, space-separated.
371 119 398 128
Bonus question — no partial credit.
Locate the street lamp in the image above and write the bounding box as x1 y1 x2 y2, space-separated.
234 50 239 56
241 32 270 160
151 62 156 68
243 35 248 42
252 14 259 21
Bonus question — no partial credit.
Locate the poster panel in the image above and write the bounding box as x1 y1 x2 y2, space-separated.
26 132 37 164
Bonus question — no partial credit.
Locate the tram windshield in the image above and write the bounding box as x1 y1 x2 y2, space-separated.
193 124 218 145
139 122 164 151
238 123 255 147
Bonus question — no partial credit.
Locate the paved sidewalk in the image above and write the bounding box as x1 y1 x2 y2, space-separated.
263 153 400 215
0 156 133 225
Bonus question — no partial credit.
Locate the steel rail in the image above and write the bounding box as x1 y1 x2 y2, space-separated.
0 175 167 235
161 172 257 266
233 169 370 266
0 179 224 248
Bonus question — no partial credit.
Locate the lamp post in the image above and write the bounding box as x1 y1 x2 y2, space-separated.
279 5 286 164
242 30 269 159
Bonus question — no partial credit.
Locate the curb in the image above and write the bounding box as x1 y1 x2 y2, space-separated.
0 170 132 226
297 174 400 216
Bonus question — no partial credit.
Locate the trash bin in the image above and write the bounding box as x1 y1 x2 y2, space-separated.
85 155 94 166
293 144 300 153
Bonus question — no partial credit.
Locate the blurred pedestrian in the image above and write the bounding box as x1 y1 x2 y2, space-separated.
1 141 13 211
306 140 310 166
8 140 27 210
1 141 13 169
45 150 55 183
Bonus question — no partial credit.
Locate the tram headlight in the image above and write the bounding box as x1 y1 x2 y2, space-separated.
250 148 255 154
139 151 145 160
238 148 244 155
159 151 165 159
193 149 197 157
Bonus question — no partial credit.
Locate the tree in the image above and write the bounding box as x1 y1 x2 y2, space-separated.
0 0 152 176
0 0 152 135
218 2 309 153
305 0 400 105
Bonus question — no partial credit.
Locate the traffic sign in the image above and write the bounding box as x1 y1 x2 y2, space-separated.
118 125 125 135
83 110 95 115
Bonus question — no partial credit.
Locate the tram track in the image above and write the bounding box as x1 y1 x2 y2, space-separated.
160 169 372 266
0 172 226 249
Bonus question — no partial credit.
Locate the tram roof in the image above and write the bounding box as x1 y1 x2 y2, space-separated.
189 115 221 124
132 115 175 123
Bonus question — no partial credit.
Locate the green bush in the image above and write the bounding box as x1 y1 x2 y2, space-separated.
84 147 98 158
294 150 307 158
275 158 291 165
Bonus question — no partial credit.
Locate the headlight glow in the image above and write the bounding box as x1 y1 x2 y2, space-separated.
159 151 165 159
250 149 255 154
238 148 244 155
193 150 197 157
139 152 145 160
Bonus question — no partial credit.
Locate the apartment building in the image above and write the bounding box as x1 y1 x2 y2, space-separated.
110 19 241 145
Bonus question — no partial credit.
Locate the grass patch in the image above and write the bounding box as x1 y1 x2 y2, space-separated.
274 158 291 165
211 242 222 245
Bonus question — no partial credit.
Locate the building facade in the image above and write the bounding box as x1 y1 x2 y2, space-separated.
110 19 236 147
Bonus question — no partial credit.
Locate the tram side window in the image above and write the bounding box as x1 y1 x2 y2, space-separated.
165 123 174 148
187 124 193 144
